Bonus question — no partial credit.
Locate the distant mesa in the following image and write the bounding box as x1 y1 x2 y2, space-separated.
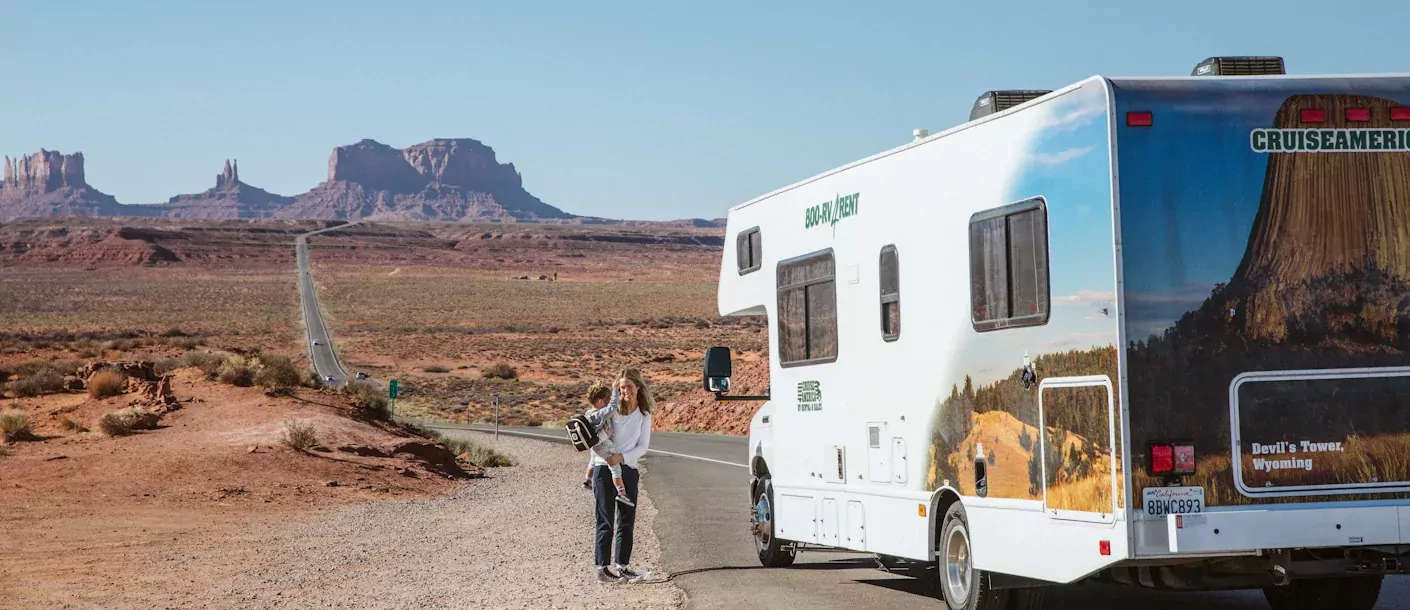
156 158 296 219
0 149 123 221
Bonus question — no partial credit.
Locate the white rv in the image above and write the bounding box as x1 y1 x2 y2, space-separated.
702 56 1410 609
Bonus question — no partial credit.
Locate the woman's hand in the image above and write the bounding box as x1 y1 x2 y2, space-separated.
606 453 624 466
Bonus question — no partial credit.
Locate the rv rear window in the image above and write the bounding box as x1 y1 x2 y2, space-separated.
880 245 900 341
737 227 762 275
969 198 1049 332
777 249 838 366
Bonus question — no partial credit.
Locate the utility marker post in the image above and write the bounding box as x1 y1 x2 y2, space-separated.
389 379 400 415
494 395 500 440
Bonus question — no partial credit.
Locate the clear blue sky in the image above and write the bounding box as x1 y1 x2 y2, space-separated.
3 0 1407 220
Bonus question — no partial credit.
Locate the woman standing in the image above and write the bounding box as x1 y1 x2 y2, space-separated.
589 368 653 582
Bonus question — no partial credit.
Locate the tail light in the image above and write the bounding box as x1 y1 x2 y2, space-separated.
1149 441 1196 475
1300 109 1326 123
1347 108 1372 122
1391 107 1410 121
1126 111 1153 127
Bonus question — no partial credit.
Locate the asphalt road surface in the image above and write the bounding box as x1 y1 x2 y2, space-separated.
420 422 1410 610
295 223 358 387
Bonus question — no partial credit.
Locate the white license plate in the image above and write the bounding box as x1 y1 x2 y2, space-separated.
1142 486 1205 518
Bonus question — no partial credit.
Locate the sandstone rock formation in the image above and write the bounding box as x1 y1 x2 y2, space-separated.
150 158 295 219
291 138 570 221
0 149 122 221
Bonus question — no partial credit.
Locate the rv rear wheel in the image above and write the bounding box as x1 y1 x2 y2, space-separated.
1262 575 1382 610
752 477 796 568
936 502 1007 610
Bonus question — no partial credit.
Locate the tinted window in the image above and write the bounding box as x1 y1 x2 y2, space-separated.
880 246 900 341
737 228 761 274
777 250 838 365
969 198 1050 331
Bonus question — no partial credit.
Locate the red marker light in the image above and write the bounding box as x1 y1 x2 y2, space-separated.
1391 107 1410 121
1347 107 1372 122
1126 111 1153 127
1099 540 1111 556
1150 444 1174 474
1300 109 1326 123
1174 444 1197 474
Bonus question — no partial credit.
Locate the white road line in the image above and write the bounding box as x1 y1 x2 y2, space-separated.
423 424 750 469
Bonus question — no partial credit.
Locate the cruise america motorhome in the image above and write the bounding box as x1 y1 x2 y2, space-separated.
700 56 1410 610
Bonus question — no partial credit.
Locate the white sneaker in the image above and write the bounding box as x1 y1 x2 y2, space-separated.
616 565 649 582
615 493 635 507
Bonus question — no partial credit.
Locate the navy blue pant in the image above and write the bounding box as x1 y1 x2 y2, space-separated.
593 464 639 567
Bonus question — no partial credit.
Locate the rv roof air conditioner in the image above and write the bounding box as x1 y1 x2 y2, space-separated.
1191 56 1285 76
969 90 1053 121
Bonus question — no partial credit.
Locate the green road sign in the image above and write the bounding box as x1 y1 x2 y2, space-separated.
389 379 400 399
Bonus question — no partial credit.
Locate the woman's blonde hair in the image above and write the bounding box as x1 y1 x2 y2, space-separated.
617 368 654 415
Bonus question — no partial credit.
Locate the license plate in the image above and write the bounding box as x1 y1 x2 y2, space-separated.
1142 486 1204 518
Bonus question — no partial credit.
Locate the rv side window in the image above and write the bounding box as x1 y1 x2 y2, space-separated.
880 245 900 341
777 249 838 366
969 198 1049 331
737 227 762 275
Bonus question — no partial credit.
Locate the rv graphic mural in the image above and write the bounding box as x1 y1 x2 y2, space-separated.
1119 87 1410 505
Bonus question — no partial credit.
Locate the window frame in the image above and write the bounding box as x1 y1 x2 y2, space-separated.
736 226 762 275
776 248 839 368
968 197 1051 333
879 244 900 342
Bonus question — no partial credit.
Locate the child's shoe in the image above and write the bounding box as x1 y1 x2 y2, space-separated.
615 492 635 507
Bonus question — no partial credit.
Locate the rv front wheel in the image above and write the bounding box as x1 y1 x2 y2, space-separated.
937 503 1007 610
1263 575 1382 610
752 477 796 568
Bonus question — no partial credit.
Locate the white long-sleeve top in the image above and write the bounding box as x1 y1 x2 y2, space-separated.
586 389 652 471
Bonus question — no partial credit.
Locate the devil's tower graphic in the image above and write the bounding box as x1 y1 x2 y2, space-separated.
1127 93 1410 505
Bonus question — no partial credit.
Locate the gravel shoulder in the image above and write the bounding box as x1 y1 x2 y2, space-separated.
215 432 684 610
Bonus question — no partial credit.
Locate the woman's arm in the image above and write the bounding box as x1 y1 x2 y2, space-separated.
620 413 652 464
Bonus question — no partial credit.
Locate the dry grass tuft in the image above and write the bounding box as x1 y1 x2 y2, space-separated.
58 414 88 433
216 355 260 387
481 362 518 380
182 351 223 379
254 355 300 395
417 426 515 467
422 364 450 374
280 420 318 452
87 370 127 399
1 411 34 442
98 407 160 437
343 381 390 420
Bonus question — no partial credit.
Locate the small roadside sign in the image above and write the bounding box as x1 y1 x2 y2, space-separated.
389 379 400 399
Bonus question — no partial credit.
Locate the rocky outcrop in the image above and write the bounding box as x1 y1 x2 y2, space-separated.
0 149 121 221
294 138 570 221
148 158 295 219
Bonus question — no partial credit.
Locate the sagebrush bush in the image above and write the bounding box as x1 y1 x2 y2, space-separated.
216 355 260 387
10 370 66 397
422 365 450 373
182 351 223 378
299 368 324 389
280 420 318 452
0 411 34 442
254 355 300 395
58 414 88 432
343 381 390 420
98 407 160 436
481 362 518 380
443 437 515 467
87 370 127 399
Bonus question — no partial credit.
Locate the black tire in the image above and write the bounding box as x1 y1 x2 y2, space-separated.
1008 587 1048 610
1263 575 1382 610
752 477 796 568
936 502 1008 610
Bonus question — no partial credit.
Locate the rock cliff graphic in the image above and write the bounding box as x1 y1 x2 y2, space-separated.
1127 93 1410 505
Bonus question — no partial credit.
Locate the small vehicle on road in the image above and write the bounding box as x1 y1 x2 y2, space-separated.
356 372 368 380
313 340 321 346
325 376 335 382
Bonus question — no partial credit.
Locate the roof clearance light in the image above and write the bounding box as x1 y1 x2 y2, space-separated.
1127 111 1153 127
1347 108 1372 122
1391 107 1410 121
1300 109 1327 123
1150 443 1174 474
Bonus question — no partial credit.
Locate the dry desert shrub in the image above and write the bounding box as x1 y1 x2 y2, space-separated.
343 381 390 420
10 370 66 397
182 351 223 378
0 411 34 442
217 355 260 387
481 362 518 380
422 365 450 373
87 370 127 399
0 367 11 384
280 420 318 452
419 427 515 467
98 407 160 436
299 368 324 389
58 414 88 432
254 355 300 395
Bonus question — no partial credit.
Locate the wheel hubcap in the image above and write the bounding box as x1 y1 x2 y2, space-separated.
945 526 972 602
753 494 773 549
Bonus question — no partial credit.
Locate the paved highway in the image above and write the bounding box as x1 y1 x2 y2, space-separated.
295 222 358 388
418 422 1409 609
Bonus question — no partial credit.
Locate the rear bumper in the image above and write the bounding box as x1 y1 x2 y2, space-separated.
1164 505 1410 554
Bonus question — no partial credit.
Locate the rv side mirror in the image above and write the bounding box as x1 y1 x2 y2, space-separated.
703 346 733 393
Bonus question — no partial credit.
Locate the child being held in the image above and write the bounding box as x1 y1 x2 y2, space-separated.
581 382 635 507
